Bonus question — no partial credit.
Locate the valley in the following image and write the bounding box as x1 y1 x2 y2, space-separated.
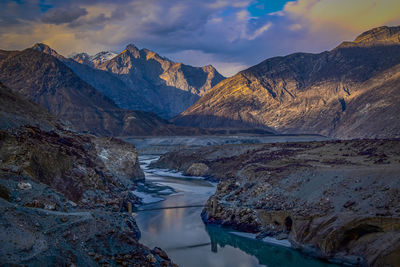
0 17 399 267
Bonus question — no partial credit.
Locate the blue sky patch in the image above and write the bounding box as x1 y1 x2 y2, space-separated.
248 0 292 17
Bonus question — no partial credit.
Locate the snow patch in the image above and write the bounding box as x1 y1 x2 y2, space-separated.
91 51 117 64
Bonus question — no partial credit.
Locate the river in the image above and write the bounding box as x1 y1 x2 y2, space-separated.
133 155 338 267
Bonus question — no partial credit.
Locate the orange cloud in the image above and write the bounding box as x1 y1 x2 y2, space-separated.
285 0 400 39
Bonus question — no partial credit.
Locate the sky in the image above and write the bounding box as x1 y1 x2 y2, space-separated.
1 0 400 76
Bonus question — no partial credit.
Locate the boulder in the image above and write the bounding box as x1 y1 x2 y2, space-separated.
184 163 209 176
94 137 144 186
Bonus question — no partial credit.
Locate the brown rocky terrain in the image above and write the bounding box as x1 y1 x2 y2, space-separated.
153 139 400 266
174 26 400 139
0 83 176 266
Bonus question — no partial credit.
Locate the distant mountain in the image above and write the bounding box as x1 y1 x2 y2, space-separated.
174 26 400 139
91 51 118 67
71 51 118 68
0 47 176 136
69 44 225 118
70 52 92 66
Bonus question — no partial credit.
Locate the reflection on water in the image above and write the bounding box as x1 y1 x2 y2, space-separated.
206 225 338 267
135 156 338 267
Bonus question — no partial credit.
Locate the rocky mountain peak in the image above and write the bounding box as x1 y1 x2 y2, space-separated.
337 25 400 48
31 43 63 59
72 52 90 59
202 65 216 73
354 25 400 44
91 51 117 66
125 43 139 50
124 44 140 57
70 52 92 66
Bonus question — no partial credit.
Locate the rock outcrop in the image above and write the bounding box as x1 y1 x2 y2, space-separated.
153 139 400 266
175 25 400 139
0 83 176 266
340 25 400 48
94 137 145 187
184 163 210 176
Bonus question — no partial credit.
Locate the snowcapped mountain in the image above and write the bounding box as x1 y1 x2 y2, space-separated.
70 51 117 67
91 51 118 67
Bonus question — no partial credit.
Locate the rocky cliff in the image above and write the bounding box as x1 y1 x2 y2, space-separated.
175 26 400 139
0 82 176 266
153 139 400 266
70 44 225 118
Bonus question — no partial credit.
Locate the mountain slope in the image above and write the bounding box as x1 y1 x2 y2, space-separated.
70 44 225 118
175 26 400 138
0 48 172 136
0 81 61 131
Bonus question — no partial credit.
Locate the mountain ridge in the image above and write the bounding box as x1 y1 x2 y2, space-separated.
174 25 400 138
66 43 225 118
337 25 400 49
94 43 225 118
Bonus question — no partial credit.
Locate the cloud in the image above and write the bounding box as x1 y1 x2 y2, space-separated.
248 22 272 40
284 0 400 41
41 7 88 25
0 0 399 77
0 0 42 26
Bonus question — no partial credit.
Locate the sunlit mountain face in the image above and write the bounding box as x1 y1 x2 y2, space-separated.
1 1 400 267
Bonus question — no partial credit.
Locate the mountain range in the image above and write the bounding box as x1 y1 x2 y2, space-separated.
0 26 399 139
30 43 224 119
0 46 178 136
68 44 224 118
0 40 228 136
174 26 400 139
